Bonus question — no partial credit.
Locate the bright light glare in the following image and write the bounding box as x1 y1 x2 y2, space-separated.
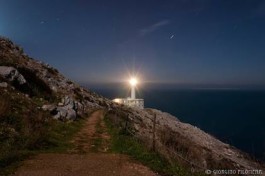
129 78 138 86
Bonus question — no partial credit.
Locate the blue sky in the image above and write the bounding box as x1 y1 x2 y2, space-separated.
1 0 265 88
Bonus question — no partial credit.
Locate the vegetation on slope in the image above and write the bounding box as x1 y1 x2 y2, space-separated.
104 114 206 176
0 87 84 175
0 36 87 175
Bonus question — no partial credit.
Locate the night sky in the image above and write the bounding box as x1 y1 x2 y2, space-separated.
1 0 265 88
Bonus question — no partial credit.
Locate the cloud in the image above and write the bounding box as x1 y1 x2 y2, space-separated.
140 19 170 36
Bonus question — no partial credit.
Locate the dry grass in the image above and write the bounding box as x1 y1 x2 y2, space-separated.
0 88 50 173
0 88 85 175
0 96 9 116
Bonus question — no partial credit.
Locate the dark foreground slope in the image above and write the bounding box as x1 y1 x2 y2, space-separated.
0 37 264 175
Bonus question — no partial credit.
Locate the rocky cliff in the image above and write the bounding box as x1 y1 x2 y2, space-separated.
0 37 264 173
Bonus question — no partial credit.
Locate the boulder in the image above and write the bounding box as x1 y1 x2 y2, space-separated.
74 101 84 116
52 106 77 121
55 107 68 119
58 102 64 106
0 82 8 88
0 66 26 85
66 108 77 120
43 96 81 121
42 104 56 111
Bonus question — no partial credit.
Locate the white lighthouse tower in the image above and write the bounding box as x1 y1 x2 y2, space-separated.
129 78 137 99
113 77 144 109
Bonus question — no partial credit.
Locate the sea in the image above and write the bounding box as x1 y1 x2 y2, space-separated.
86 85 265 161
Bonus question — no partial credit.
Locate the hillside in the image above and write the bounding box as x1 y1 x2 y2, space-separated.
0 37 264 175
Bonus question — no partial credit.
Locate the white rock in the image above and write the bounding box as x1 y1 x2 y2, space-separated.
66 108 77 120
0 66 26 85
0 82 8 88
42 104 56 111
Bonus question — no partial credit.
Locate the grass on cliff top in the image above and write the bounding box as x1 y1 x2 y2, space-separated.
104 116 206 176
0 118 85 176
0 89 86 175
38 118 85 153
0 119 84 176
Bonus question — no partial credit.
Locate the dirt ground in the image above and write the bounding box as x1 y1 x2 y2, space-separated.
13 110 157 176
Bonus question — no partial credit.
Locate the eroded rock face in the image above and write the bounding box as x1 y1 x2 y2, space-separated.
0 66 26 85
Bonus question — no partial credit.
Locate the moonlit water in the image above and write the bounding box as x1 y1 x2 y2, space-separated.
88 85 265 161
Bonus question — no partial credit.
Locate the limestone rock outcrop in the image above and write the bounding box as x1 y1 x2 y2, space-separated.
42 96 85 121
0 66 26 85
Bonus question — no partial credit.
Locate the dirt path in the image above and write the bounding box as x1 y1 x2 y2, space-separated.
14 110 157 176
70 110 109 153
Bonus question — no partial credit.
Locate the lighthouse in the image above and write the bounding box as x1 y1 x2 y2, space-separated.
113 77 144 109
129 77 137 99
